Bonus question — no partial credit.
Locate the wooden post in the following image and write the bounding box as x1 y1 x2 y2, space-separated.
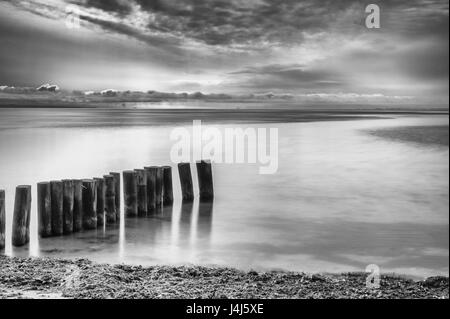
82 179 97 229
110 172 121 222
123 170 137 217
162 166 174 206
50 181 63 236
196 160 214 201
155 167 164 206
103 175 116 224
12 185 31 246
178 163 194 202
37 182 52 237
144 167 156 213
72 180 83 232
0 190 5 250
94 178 105 227
62 180 74 234
134 169 147 217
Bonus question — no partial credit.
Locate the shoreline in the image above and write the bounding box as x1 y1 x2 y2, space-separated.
0 256 448 299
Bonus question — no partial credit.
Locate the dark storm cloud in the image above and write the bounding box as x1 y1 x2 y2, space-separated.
78 14 182 51
72 0 448 47
4 0 448 49
82 0 362 46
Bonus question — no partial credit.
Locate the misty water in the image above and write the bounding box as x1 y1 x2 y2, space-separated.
0 108 448 279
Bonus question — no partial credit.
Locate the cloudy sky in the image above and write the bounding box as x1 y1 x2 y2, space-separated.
0 0 448 103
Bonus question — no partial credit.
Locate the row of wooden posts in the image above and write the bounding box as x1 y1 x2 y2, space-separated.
0 160 214 249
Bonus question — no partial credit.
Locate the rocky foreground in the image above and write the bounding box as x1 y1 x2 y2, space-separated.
0 256 448 299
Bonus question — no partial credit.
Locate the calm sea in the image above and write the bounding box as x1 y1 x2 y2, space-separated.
0 107 448 279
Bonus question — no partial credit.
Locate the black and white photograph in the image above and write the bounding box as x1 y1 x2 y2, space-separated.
0 0 448 307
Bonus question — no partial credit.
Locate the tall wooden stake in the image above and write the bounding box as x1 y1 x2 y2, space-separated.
123 170 137 217
12 185 31 246
37 182 52 237
196 160 214 201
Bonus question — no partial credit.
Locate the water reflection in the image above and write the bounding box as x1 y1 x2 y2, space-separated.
196 201 214 243
178 200 194 246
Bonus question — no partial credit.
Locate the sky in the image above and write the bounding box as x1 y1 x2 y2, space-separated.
0 0 448 104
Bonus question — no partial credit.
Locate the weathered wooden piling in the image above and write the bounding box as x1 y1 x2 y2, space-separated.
50 181 63 236
12 185 31 246
134 169 147 216
94 178 105 227
155 167 164 206
178 163 194 202
110 172 121 221
0 190 5 249
123 170 137 217
196 160 214 201
162 166 174 206
103 175 116 224
144 167 156 213
72 180 83 232
37 182 52 237
82 179 97 229
62 180 74 234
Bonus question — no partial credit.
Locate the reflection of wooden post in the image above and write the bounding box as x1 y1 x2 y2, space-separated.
37 182 52 238
178 163 194 202
162 166 173 206
144 167 156 213
104 175 116 224
110 172 120 222
62 180 74 234
82 179 97 229
123 171 137 217
134 169 147 216
12 185 31 246
0 190 5 249
94 178 105 227
72 180 83 232
196 160 214 201
50 181 63 236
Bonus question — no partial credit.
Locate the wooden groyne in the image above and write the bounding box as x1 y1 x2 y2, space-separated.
162 166 174 206
94 177 105 227
12 185 31 247
50 181 63 236
196 160 214 201
1 161 214 247
123 170 138 217
110 172 121 222
62 179 74 234
178 163 194 202
104 175 116 224
37 182 52 237
34 173 121 238
82 179 97 230
73 180 83 232
144 167 156 213
134 169 147 217
155 167 164 206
